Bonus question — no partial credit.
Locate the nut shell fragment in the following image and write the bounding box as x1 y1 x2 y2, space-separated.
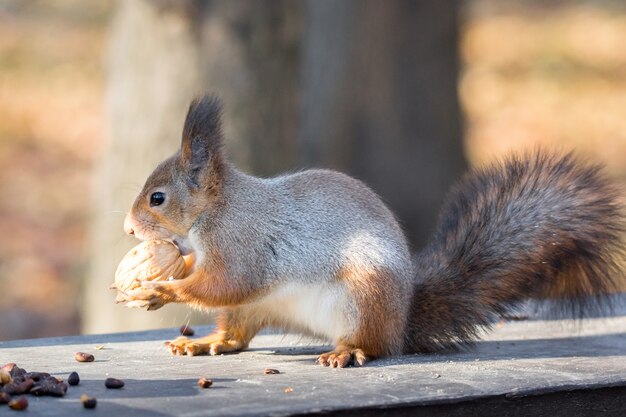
0 369 11 385
8 396 28 410
75 352 95 363
197 378 213 388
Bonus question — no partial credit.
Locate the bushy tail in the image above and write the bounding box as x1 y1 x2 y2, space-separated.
404 152 626 353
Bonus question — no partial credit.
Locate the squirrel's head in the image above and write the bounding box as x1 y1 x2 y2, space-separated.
124 95 225 251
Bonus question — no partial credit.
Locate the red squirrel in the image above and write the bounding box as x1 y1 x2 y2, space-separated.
121 94 625 368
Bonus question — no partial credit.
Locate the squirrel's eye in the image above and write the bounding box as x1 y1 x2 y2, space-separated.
150 192 166 207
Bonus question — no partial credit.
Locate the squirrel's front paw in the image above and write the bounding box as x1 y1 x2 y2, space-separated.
165 334 245 356
122 281 178 311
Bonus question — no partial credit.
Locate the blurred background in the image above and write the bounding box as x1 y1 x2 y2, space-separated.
0 0 625 340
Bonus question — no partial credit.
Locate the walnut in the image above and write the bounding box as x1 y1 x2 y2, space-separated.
113 240 192 297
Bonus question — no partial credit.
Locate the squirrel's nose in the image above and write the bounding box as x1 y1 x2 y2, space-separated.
123 214 135 235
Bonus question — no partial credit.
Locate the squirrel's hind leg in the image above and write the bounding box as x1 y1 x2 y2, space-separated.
166 307 263 356
316 267 410 368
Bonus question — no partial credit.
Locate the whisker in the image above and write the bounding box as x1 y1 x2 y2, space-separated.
182 312 191 330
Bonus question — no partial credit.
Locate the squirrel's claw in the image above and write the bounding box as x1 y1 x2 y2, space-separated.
146 301 165 311
316 348 368 368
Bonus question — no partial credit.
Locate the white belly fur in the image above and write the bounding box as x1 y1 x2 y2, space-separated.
252 281 357 342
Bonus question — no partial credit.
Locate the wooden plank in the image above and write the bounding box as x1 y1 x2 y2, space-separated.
1 315 625 416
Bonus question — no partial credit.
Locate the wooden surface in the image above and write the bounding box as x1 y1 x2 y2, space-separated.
1 314 626 416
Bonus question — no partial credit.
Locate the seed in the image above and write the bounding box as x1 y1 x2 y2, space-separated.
81 394 97 409
197 378 213 388
48 383 67 397
264 368 280 375
29 385 47 396
20 378 34 394
104 378 125 389
23 372 39 381
2 383 17 395
2 378 34 395
68 372 80 386
7 365 26 378
0 369 12 385
180 325 195 336
75 352 95 363
30 376 67 397
94 345 105 350
8 396 28 410
24 372 50 382
0 392 11 404
284 387 294 393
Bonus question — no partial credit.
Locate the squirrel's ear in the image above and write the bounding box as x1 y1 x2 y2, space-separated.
180 94 225 188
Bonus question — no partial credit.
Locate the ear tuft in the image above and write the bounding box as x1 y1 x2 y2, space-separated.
180 94 225 185
182 94 224 150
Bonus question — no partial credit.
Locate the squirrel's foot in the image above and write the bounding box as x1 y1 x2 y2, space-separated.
123 281 179 311
165 334 246 356
316 347 369 368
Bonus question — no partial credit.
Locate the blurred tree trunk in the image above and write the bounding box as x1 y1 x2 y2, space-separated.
83 0 204 333
83 0 301 333
299 0 466 248
198 1 302 174
84 0 463 333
